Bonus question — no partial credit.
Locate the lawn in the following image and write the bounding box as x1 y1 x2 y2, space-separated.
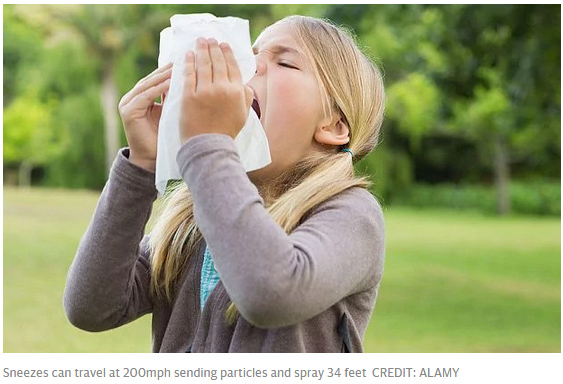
3 186 561 352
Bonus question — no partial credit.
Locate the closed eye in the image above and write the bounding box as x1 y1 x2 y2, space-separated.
278 62 299 70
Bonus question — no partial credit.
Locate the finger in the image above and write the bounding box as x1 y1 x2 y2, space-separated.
139 62 173 84
121 65 172 106
184 50 196 94
124 78 171 114
220 43 242 83
208 38 228 82
132 62 173 97
134 65 172 94
150 103 164 126
244 85 254 111
121 73 171 110
196 37 212 88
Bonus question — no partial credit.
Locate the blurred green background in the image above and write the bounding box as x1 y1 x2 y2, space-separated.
3 4 561 352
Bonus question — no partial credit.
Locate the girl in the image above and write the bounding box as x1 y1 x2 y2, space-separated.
64 15 385 353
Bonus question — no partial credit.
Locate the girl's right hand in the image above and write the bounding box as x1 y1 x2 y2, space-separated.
118 63 173 172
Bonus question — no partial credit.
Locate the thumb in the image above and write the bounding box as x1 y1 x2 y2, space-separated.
150 103 163 126
244 86 254 111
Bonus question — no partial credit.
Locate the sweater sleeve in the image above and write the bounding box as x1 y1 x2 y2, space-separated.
63 148 158 332
177 134 385 329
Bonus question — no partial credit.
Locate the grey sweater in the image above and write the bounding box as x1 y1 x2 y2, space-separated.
64 134 385 352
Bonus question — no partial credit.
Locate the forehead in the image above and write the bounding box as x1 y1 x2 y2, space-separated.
253 23 303 53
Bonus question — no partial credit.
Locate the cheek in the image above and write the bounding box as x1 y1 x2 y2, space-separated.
262 74 323 169
277 79 315 119
267 75 321 134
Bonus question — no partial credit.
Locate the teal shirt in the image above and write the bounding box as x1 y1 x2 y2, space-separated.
200 245 220 310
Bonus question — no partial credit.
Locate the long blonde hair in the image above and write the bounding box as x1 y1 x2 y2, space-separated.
149 16 385 320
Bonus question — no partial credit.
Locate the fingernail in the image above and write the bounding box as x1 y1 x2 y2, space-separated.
219 42 230 50
208 38 218 45
197 37 206 45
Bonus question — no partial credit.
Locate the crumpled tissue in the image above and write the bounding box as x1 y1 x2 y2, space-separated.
155 13 271 195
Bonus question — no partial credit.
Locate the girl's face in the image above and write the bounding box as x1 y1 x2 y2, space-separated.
246 24 329 184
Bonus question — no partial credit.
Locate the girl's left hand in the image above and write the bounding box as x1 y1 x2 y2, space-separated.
179 37 254 144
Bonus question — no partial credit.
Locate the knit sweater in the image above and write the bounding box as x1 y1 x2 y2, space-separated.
63 134 385 352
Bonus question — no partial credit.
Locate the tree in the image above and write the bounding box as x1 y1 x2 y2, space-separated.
4 4 559 202
443 5 561 214
46 5 173 175
13 4 276 178
352 4 560 213
3 91 67 186
3 4 43 107
13 4 171 175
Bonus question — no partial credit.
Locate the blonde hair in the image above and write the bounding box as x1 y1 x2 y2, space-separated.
149 15 385 322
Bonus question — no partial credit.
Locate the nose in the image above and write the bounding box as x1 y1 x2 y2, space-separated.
254 55 266 75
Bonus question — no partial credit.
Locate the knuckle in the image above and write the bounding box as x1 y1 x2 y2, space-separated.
215 86 228 97
141 91 152 102
198 57 211 66
118 94 128 108
227 86 242 98
183 74 195 86
198 87 213 98
134 80 144 90
118 105 127 117
182 88 195 100
120 109 131 123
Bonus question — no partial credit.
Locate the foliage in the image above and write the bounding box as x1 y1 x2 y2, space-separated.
2 4 560 210
510 181 561 216
42 86 106 189
386 72 441 150
394 181 561 216
3 91 66 166
355 143 413 205
3 4 43 106
443 5 560 176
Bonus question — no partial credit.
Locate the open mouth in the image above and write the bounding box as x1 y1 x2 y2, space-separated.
251 98 261 119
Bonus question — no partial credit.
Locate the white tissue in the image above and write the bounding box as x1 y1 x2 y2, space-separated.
155 14 271 195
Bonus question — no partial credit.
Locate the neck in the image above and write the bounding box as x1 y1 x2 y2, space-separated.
250 175 288 207
249 163 311 207
248 150 333 207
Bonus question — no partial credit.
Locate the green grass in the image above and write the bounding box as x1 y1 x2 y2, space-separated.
3 187 151 352
365 207 561 352
3 187 561 352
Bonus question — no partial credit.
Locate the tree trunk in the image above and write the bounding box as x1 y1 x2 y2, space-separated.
100 61 120 176
18 160 33 188
493 133 511 215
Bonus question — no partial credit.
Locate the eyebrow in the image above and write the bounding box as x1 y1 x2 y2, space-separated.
252 44 303 58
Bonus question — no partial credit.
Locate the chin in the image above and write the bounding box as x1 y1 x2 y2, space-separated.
247 165 268 184
247 163 278 186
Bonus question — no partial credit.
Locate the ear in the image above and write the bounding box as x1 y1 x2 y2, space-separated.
314 118 350 146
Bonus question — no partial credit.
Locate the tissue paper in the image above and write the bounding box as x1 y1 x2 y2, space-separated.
156 14 271 195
